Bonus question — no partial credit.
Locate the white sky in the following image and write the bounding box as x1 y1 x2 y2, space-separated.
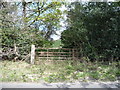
51 5 67 40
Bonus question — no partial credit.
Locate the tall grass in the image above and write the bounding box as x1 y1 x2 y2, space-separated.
1 60 120 83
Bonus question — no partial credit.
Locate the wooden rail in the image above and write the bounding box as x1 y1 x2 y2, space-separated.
30 45 79 64
36 47 74 50
37 52 73 54
35 47 78 61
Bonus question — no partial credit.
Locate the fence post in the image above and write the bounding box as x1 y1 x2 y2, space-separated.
72 48 75 60
14 43 17 54
47 49 48 60
30 44 35 64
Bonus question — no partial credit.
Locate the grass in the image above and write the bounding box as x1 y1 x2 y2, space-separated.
1 60 120 83
52 39 62 48
1 61 45 82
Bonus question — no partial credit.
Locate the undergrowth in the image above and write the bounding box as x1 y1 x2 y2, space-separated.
0 60 120 83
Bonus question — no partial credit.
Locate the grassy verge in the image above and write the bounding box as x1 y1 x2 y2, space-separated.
1 60 120 83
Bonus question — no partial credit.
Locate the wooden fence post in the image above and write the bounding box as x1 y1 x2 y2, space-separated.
14 43 17 54
30 44 35 64
72 48 75 60
47 49 48 60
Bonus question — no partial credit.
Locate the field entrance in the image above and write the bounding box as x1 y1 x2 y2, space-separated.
35 48 79 62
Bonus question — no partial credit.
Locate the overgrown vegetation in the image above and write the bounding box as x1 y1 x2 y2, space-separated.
61 2 120 61
1 60 120 82
1 1 63 60
1 1 120 83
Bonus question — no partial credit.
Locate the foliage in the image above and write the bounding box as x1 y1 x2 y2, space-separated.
1 1 63 60
1 61 45 82
1 60 119 82
61 2 120 61
44 73 67 83
25 1 63 40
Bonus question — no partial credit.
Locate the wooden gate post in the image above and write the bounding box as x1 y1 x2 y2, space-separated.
72 48 75 60
30 44 35 64
47 49 48 60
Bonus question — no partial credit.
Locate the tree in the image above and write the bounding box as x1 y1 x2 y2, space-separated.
84 2 120 60
1 2 18 47
1 1 64 60
25 1 63 40
61 2 120 61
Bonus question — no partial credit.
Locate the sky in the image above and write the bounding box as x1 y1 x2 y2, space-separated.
51 4 67 40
